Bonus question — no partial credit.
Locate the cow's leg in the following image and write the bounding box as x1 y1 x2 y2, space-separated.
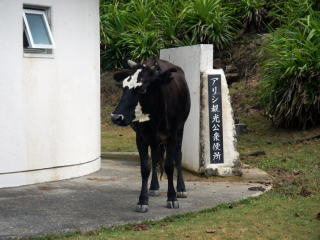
165 137 179 209
149 144 161 196
136 134 150 213
176 127 187 198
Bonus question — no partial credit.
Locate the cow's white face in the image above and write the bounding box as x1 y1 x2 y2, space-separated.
111 68 151 126
122 69 143 89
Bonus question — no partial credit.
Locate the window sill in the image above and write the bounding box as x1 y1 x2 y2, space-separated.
23 52 55 59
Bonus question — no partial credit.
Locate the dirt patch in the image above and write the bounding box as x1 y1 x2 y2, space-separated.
299 186 312 197
37 186 57 191
269 167 307 194
101 71 121 106
125 224 150 231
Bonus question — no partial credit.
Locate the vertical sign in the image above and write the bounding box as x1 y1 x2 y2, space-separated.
208 74 224 164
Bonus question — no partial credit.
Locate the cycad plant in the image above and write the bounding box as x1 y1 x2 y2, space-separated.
260 10 320 129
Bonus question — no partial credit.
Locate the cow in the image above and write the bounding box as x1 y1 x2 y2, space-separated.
111 58 191 213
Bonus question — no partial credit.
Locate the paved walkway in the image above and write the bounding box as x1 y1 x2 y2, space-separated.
0 158 271 239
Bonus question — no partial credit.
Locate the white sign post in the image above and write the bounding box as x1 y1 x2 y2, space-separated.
160 45 241 176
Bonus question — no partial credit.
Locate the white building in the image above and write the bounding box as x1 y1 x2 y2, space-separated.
0 0 101 188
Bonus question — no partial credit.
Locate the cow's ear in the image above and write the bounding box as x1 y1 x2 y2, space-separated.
113 71 130 82
156 68 177 85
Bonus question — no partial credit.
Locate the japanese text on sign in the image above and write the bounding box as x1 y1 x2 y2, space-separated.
208 75 224 163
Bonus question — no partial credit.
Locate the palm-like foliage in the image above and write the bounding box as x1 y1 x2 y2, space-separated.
268 0 315 27
260 11 320 129
100 3 129 69
183 0 237 49
153 0 188 47
100 0 238 69
239 0 267 31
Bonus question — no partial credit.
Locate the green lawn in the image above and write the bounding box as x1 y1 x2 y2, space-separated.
101 106 136 152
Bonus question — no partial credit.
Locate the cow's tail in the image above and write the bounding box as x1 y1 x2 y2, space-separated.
159 144 165 180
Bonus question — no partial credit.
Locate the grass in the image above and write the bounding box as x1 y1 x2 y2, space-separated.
101 106 136 152
32 195 320 240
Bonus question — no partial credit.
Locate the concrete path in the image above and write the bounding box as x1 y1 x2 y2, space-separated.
0 158 271 239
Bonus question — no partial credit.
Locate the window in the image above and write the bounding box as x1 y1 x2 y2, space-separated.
23 7 55 52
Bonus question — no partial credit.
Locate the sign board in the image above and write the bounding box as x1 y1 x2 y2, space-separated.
208 74 224 164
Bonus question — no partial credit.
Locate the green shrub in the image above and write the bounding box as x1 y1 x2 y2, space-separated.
260 11 320 129
228 0 268 32
153 0 189 47
183 0 237 49
100 0 238 70
100 0 163 69
268 0 319 27
100 2 129 69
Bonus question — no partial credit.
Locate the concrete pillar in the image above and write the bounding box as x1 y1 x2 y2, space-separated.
160 45 241 176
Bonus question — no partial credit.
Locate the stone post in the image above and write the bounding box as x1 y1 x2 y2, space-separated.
160 44 241 176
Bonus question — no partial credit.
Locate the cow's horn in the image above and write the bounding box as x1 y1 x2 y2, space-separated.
127 60 138 68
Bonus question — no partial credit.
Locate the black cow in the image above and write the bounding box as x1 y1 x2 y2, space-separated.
111 58 191 213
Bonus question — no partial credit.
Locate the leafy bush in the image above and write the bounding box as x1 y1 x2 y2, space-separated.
227 0 268 33
268 0 317 27
100 0 237 70
182 0 237 49
153 0 189 46
260 10 320 129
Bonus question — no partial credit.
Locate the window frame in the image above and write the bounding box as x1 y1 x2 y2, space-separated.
23 8 55 49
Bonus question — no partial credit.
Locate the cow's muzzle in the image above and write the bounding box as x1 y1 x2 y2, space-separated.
111 113 126 126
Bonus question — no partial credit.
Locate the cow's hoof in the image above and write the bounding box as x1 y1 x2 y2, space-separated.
167 200 179 209
177 191 188 198
135 204 149 213
149 190 160 196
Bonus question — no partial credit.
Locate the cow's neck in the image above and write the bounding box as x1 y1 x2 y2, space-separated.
139 87 164 124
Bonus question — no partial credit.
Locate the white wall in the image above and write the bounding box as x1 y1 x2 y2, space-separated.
0 0 100 188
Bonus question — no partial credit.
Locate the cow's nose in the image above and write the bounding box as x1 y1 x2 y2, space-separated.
111 113 124 124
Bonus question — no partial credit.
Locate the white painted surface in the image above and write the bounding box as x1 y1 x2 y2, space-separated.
0 158 101 189
0 0 100 188
160 45 240 176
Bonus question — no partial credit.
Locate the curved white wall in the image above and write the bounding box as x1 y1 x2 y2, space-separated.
0 0 100 188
